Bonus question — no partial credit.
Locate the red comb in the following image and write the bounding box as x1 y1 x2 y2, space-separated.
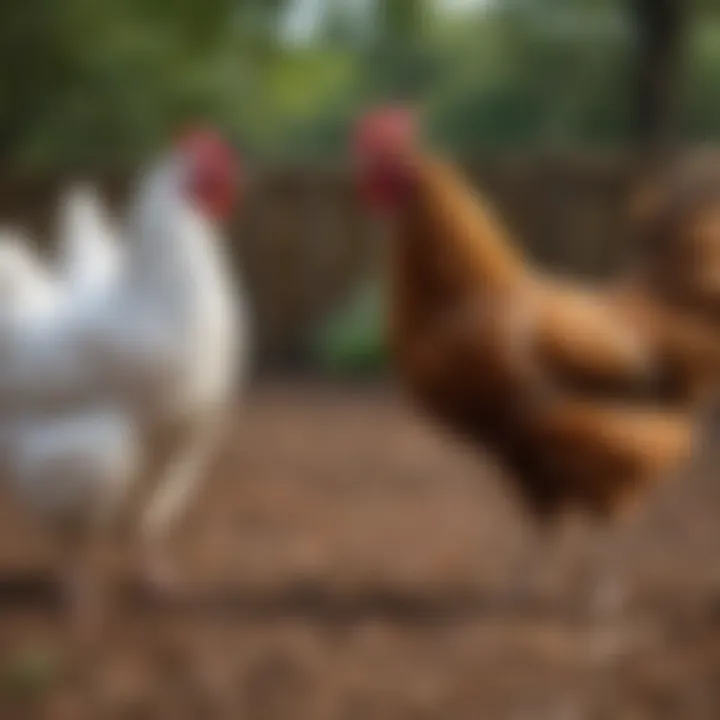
353 107 416 157
173 125 241 220
176 125 231 157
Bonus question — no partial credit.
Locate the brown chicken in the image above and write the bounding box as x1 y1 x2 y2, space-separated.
631 153 720 320
352 109 720 612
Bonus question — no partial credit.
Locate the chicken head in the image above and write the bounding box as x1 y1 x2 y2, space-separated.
353 107 418 214
176 127 241 221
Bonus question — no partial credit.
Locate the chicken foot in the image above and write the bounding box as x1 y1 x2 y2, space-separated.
500 515 629 623
569 518 630 624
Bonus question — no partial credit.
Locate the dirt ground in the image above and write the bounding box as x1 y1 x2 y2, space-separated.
0 383 719 719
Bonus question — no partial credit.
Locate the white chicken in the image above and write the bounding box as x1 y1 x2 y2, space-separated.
0 128 246 638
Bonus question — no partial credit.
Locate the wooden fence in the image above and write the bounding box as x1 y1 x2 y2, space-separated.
0 156 638 364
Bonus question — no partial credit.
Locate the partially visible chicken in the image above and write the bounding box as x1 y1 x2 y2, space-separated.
628 156 720 321
352 109 720 614
0 128 246 639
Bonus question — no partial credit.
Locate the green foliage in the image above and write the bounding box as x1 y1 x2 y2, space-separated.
312 281 387 374
684 17 720 139
0 0 715 166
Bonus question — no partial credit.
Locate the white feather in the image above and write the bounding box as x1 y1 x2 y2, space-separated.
0 151 245 546
3 410 139 527
57 184 121 298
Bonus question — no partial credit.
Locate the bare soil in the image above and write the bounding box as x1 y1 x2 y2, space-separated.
0 383 719 719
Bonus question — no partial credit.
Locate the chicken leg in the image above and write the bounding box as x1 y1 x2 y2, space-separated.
59 523 114 650
501 514 629 622
135 420 223 597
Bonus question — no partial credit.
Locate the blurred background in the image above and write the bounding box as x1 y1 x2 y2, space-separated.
1 0 711 373
2 1 720 718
